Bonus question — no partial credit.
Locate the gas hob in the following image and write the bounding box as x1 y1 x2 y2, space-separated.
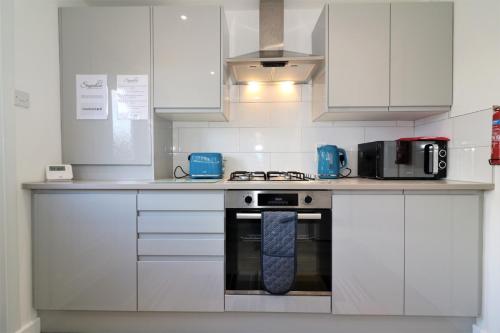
228 171 315 182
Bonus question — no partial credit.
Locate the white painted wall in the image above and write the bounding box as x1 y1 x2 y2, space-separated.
0 0 14 331
14 1 61 330
1 0 22 332
1 0 61 333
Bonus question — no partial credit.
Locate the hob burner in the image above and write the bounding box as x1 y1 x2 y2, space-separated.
229 171 315 181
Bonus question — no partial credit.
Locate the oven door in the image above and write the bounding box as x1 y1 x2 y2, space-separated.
225 208 332 313
225 208 332 296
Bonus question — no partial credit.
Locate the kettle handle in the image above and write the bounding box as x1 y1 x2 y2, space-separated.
339 148 348 170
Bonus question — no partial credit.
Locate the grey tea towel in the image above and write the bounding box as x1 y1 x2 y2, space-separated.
261 211 297 294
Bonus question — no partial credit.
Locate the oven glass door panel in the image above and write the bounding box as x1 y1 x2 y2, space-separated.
225 209 332 295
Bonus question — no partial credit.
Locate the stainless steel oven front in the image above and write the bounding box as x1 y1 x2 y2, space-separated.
225 190 332 296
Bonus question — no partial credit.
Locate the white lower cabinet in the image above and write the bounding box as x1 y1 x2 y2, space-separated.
30 189 482 316
332 192 481 317
332 193 404 315
137 190 225 312
32 191 137 311
138 260 224 312
405 193 481 316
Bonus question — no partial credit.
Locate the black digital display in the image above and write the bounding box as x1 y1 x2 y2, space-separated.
258 193 298 206
49 166 66 171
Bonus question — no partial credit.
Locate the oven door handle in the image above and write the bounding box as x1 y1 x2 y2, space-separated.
236 213 322 220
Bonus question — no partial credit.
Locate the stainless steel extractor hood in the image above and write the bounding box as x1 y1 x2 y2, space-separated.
226 0 324 85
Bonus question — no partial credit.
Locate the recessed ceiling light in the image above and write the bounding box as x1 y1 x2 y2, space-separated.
180 15 187 20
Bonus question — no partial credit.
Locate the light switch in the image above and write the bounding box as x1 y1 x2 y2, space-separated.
14 90 30 108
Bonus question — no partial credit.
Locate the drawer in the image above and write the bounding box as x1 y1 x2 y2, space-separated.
225 295 332 313
138 190 224 211
138 260 224 312
138 237 224 256
138 211 224 234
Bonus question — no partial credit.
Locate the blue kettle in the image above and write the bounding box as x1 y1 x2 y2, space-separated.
317 145 348 179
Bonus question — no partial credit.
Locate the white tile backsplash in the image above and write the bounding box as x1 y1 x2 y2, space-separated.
227 103 271 128
172 84 420 177
223 153 271 173
415 107 494 183
172 153 190 175
268 103 303 128
270 153 316 174
364 127 415 142
300 127 365 151
452 109 491 148
415 118 452 139
414 112 450 126
177 127 239 153
447 147 493 183
239 127 301 153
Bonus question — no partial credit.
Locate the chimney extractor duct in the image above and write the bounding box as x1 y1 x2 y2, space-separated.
226 0 324 84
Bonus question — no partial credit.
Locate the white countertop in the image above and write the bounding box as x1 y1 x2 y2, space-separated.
22 178 494 191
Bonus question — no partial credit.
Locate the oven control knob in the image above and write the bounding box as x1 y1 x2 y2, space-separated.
304 195 313 204
244 196 253 204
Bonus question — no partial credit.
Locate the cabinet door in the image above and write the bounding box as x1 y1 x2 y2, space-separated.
138 260 224 312
329 4 390 109
153 6 221 109
33 191 137 311
332 193 404 315
405 194 481 316
60 7 152 165
390 3 453 108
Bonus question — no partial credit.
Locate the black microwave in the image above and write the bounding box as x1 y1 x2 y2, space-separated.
358 139 448 180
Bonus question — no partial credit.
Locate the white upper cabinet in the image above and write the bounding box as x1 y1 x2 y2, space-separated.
390 3 453 110
313 2 453 121
59 7 152 165
153 6 229 121
329 3 390 110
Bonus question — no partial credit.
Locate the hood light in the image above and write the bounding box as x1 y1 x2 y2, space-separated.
180 15 187 20
279 81 294 93
248 81 261 93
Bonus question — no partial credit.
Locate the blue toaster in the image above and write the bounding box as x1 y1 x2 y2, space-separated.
189 153 223 179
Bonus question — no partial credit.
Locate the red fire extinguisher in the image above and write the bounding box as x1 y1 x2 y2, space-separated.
490 105 500 165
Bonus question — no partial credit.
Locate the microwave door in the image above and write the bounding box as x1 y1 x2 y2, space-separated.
399 142 435 178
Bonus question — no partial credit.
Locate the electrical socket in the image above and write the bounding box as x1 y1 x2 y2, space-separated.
14 89 30 108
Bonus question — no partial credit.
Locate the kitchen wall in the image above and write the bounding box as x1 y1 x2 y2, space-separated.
415 110 492 183
414 1 500 332
1 1 62 333
0 1 16 332
173 5 414 176
2 2 499 333
173 84 414 176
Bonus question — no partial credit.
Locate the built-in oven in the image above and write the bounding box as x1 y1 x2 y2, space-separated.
225 190 332 303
